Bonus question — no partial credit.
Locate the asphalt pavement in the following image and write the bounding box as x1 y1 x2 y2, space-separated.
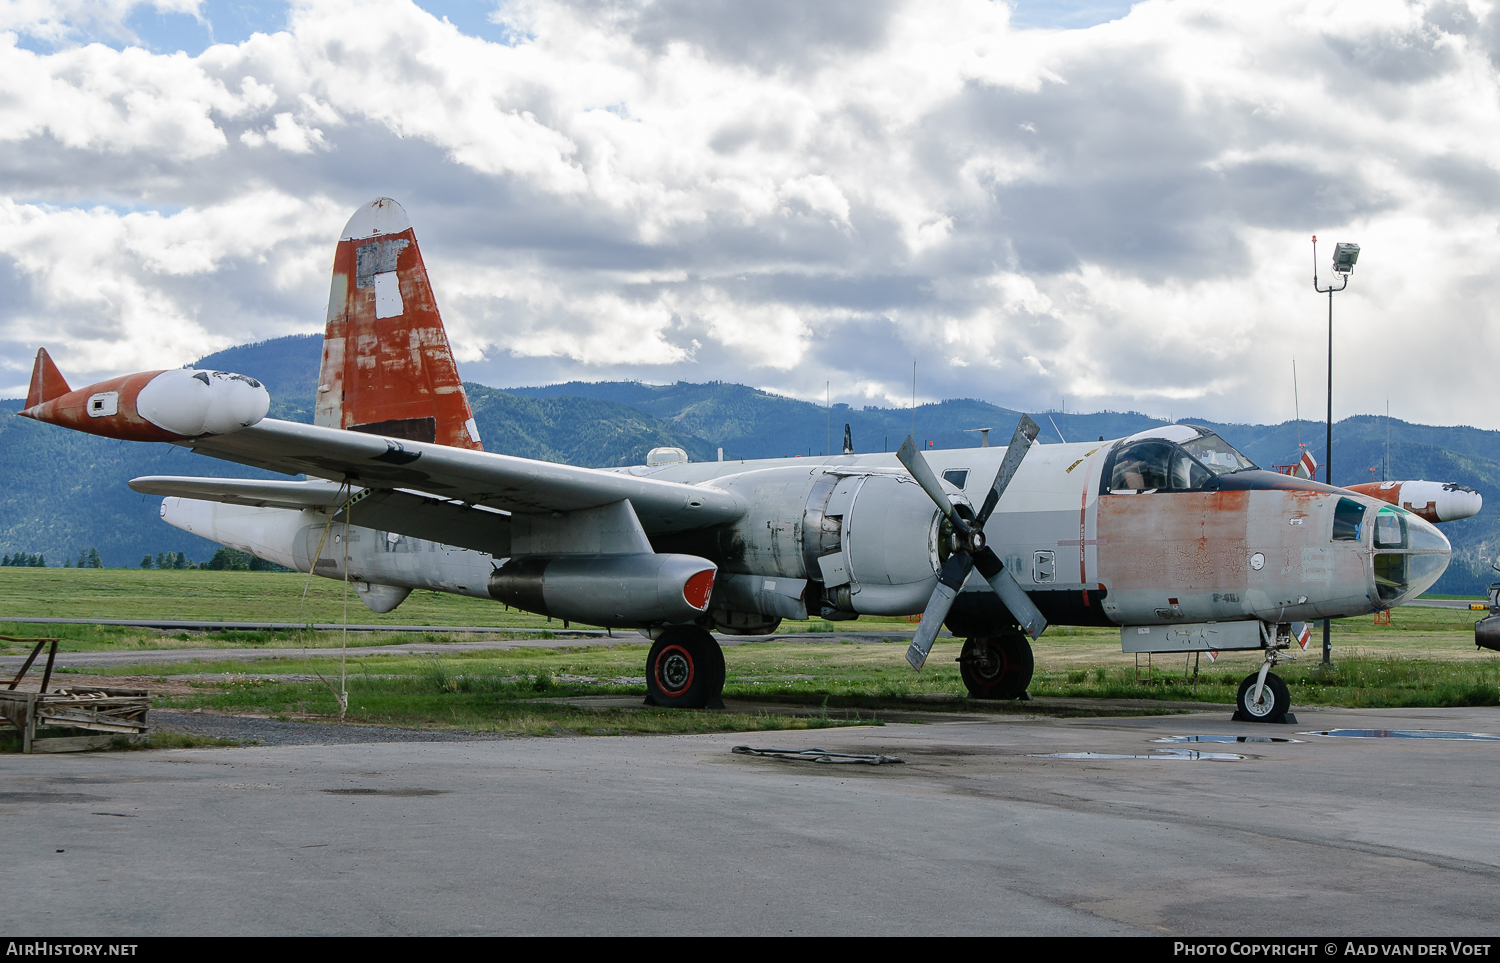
3 703 1499 935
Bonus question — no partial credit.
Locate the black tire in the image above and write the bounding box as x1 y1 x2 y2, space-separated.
1236 671 1291 723
959 634 1034 700
646 627 723 708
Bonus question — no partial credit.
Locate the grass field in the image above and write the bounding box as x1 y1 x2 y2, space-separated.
0 568 919 650
3 569 1498 742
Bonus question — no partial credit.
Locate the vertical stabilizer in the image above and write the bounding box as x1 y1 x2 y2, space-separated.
316 198 483 451
25 347 70 409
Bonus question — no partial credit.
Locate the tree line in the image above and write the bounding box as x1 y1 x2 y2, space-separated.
0 547 286 572
2 547 104 567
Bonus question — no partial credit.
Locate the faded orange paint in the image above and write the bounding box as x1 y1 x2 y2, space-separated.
18 368 178 443
1346 481 1398 506
1096 490 1250 592
316 201 482 452
1346 481 1442 524
25 348 69 408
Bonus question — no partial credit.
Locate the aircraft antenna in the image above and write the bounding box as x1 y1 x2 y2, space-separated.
1385 400 1390 481
1293 358 1301 457
911 362 916 442
826 381 830 458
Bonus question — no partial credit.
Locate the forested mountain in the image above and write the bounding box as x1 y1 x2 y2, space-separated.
4 334 1497 595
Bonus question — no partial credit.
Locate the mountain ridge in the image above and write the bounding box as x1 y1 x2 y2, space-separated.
4 334 1496 594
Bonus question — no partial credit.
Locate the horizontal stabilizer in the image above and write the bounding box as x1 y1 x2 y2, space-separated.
25 348 70 408
130 476 349 511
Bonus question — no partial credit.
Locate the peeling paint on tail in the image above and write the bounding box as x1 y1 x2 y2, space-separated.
315 197 483 452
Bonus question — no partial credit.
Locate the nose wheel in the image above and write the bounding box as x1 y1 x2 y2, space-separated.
645 626 726 709
1233 645 1295 723
958 633 1033 700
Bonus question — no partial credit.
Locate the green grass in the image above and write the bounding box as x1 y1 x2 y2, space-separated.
5 570 1499 736
1028 655 1500 709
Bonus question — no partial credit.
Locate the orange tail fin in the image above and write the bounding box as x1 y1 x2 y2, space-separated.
25 347 70 409
315 198 482 451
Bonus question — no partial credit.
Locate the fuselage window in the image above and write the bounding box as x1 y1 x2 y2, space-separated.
942 469 969 490
1332 497 1366 541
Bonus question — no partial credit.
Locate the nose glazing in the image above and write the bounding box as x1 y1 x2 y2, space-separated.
1371 509 1451 607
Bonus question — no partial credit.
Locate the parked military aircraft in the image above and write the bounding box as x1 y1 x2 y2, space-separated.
17 198 1454 722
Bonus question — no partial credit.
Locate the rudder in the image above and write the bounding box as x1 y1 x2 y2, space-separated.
316 197 482 451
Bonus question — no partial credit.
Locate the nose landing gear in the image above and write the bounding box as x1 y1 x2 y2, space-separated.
1233 644 1297 724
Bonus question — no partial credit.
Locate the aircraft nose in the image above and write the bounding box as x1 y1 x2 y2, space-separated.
1372 510 1451 607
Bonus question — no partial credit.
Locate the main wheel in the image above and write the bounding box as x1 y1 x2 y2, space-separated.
1236 671 1291 723
959 634 1033 700
646 627 725 708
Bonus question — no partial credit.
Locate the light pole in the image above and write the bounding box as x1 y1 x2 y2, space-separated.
1312 235 1360 669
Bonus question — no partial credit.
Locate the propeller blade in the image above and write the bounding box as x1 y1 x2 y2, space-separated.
974 415 1041 527
973 546 1048 640
897 435 966 531
905 553 975 671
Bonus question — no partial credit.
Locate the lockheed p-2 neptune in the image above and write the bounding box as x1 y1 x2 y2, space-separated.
18 198 1456 722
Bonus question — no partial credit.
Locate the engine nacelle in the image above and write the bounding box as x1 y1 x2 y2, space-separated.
488 553 717 627
1345 479 1482 524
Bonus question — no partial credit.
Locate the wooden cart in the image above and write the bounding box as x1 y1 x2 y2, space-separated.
2 637 150 753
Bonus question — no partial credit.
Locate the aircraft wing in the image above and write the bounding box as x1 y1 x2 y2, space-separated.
176 417 744 533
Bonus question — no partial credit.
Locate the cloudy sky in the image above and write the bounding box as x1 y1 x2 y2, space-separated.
1 0 1497 429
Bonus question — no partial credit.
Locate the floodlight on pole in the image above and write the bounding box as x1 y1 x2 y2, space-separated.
1311 234 1359 670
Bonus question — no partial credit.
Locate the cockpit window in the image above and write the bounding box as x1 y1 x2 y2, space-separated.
1180 432 1257 475
1373 508 1406 549
1111 442 1172 492
1333 497 1366 541
1109 442 1215 493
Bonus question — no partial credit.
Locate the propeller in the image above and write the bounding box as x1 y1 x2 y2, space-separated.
896 416 1047 671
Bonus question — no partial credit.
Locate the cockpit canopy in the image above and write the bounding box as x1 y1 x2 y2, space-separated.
1104 425 1258 494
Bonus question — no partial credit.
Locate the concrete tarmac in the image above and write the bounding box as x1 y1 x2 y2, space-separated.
4 704 1500 936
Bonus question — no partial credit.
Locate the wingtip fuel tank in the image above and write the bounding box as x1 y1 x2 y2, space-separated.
18 351 270 443
1345 479 1482 524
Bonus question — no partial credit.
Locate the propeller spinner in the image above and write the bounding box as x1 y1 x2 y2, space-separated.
896 416 1048 671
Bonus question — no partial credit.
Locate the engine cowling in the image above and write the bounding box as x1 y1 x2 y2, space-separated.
488 553 717 627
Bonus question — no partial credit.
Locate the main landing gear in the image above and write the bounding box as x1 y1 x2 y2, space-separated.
644 625 726 709
1233 644 1296 724
958 632 1034 700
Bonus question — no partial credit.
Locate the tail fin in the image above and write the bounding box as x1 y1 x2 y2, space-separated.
25 347 70 409
315 197 483 451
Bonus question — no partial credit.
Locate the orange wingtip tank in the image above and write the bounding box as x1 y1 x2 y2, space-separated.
18 348 270 443
1345 479 1482 524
